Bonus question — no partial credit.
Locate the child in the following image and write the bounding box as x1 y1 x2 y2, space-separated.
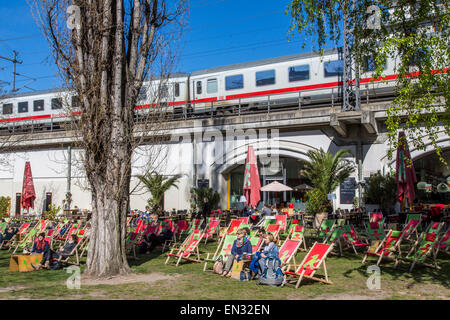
249 233 279 279
221 229 252 277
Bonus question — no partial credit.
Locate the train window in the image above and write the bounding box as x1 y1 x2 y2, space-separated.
207 78 218 94
2 103 13 115
196 81 202 95
71 96 80 108
18 101 28 113
256 70 275 86
138 88 147 101
324 60 344 77
160 84 169 98
362 55 387 72
174 83 180 97
33 99 45 112
225 74 244 90
288 65 310 82
51 98 62 110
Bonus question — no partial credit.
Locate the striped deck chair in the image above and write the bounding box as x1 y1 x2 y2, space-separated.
362 230 404 266
342 225 368 254
278 239 302 270
401 218 420 242
289 225 307 251
317 219 335 241
165 229 204 266
284 242 334 288
367 220 386 242
275 215 288 233
203 220 220 244
266 224 281 239
403 222 444 272
203 234 237 272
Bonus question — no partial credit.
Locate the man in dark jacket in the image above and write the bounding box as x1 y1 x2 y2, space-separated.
32 234 77 270
143 224 174 253
0 227 17 247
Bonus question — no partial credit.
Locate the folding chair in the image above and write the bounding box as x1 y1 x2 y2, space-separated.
323 226 344 256
248 236 263 254
284 242 334 288
278 239 302 270
289 225 307 251
342 224 369 254
275 215 288 233
165 230 204 266
401 218 420 242
366 220 386 241
266 224 281 239
362 230 404 266
316 219 336 241
203 234 237 272
203 220 220 244
238 217 249 224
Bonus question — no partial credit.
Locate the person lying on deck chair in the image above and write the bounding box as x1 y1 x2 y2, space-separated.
142 224 173 254
32 235 78 270
0 227 17 248
221 229 252 277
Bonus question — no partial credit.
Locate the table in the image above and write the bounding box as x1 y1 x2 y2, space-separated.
9 254 43 272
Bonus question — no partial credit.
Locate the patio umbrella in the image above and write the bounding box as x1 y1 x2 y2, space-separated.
242 146 261 208
21 161 36 214
395 131 417 207
294 183 313 191
260 181 293 192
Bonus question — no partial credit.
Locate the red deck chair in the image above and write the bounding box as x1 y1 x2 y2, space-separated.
362 230 404 266
248 236 263 254
226 220 242 235
203 220 220 244
369 212 383 224
135 220 145 234
285 242 334 288
238 217 249 224
342 225 369 254
289 226 307 251
266 224 281 239
275 215 287 233
402 219 420 241
165 229 204 266
278 239 302 270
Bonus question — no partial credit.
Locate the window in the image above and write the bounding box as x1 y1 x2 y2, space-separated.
225 74 244 90
51 98 62 110
207 78 218 94
288 65 310 82
174 83 180 97
2 103 13 115
18 101 28 113
196 81 202 95
160 84 169 98
324 60 344 77
138 88 147 101
71 96 80 108
256 70 275 86
33 99 45 112
362 55 387 72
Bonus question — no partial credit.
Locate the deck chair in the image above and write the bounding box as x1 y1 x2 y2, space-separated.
403 222 444 272
225 220 242 236
203 220 220 244
366 220 386 241
187 218 203 234
203 234 237 272
342 225 369 254
165 229 204 266
289 225 307 251
401 218 420 242
266 224 281 239
284 242 334 288
362 230 404 266
317 219 335 241
12 228 38 254
323 226 344 256
3 223 32 250
434 227 450 256
369 212 383 224
275 215 288 233
406 213 422 232
0 222 7 233
238 217 249 224
57 237 88 266
125 232 139 259
248 236 263 254
278 239 302 270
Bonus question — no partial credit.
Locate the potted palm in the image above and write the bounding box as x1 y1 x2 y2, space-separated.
302 148 355 228
137 172 181 214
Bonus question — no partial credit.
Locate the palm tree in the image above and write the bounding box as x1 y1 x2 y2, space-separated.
301 148 355 224
137 172 182 213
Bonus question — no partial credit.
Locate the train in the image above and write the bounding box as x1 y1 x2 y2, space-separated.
0 47 399 132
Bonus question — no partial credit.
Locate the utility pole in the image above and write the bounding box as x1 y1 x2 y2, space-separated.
0 51 22 93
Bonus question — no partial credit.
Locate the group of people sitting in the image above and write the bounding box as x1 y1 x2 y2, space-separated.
30 233 79 270
219 227 283 282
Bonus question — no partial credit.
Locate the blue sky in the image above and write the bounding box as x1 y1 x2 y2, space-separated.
0 0 337 93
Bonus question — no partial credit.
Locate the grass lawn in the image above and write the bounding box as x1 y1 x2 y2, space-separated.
0 236 449 300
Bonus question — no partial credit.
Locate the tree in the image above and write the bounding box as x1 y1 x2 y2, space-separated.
302 148 355 213
137 172 181 213
29 0 186 277
190 187 220 212
287 0 449 164
364 172 397 213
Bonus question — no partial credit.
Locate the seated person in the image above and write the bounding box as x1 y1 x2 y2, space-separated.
0 227 17 247
141 224 173 253
30 233 50 256
221 229 252 277
249 233 279 279
32 235 78 270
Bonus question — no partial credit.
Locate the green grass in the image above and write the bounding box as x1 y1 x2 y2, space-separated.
0 237 449 300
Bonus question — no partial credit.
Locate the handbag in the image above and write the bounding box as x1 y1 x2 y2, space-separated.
213 256 224 274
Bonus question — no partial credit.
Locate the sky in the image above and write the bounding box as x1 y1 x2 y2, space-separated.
0 0 338 94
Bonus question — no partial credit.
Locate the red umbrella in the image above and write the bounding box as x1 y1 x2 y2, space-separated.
21 161 36 214
395 132 417 205
242 146 261 208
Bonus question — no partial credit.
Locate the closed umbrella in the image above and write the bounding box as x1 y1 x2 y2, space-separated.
242 146 261 208
21 161 36 215
395 131 417 208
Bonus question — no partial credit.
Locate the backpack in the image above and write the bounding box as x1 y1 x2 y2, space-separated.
258 257 285 287
49 260 63 270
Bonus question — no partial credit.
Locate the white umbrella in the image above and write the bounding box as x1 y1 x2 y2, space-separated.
260 181 293 192
294 183 313 191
